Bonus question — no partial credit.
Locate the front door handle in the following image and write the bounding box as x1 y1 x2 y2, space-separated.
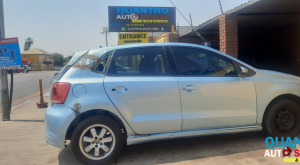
182 85 196 92
113 86 127 94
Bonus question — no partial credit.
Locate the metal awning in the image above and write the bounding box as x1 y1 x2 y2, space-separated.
43 61 52 64
180 0 300 37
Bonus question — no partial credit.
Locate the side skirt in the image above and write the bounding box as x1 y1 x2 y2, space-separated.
127 125 262 145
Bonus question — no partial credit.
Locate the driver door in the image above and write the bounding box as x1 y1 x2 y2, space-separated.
169 46 257 131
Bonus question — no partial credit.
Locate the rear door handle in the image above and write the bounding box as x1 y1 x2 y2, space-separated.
112 86 127 94
182 85 196 91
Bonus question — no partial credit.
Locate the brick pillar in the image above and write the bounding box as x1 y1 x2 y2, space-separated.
219 14 238 58
148 36 154 43
167 33 179 42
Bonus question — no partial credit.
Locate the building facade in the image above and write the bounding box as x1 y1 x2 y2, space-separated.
21 48 53 71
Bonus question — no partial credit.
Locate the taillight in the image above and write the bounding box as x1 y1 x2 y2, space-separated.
51 82 71 104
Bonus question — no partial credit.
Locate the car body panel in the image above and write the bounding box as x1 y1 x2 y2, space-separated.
177 76 257 131
104 76 182 134
45 68 137 149
250 70 300 124
45 103 75 148
61 68 136 135
127 125 262 145
44 43 300 149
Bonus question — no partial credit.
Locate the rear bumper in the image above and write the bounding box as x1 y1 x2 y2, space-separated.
45 131 65 148
45 103 76 149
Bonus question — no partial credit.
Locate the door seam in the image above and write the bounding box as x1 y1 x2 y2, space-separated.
248 77 258 125
102 76 138 134
174 76 184 131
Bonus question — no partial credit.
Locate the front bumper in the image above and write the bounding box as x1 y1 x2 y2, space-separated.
45 103 76 149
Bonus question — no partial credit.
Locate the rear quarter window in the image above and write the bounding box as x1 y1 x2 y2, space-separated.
72 48 114 73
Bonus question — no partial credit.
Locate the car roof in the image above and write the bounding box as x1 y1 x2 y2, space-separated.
88 42 233 60
88 43 219 56
83 43 257 70
109 42 211 51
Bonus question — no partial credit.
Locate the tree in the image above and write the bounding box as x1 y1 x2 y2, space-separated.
24 37 33 51
52 53 65 67
64 56 72 64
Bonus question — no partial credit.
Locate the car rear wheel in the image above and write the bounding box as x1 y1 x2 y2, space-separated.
263 99 300 138
71 115 124 165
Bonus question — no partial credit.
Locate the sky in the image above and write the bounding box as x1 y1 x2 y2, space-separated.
4 0 249 56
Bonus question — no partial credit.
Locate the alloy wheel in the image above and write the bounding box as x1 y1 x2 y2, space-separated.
79 124 116 160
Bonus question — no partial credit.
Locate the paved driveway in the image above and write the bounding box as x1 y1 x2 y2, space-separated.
0 95 287 165
58 132 283 165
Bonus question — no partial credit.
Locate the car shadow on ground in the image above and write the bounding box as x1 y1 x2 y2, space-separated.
58 131 268 165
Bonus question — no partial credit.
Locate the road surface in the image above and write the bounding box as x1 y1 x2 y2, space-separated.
0 70 58 111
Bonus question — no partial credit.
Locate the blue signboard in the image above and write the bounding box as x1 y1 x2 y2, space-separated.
0 37 22 70
108 6 176 32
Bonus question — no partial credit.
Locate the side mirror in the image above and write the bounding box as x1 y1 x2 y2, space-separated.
238 66 248 78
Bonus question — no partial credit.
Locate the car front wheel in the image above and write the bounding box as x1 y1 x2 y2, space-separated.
71 115 124 165
263 99 300 138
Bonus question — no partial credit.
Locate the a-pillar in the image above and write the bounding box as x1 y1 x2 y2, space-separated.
219 14 238 58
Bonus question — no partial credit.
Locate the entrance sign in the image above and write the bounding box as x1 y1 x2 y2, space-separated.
0 37 22 70
118 32 148 45
109 6 176 32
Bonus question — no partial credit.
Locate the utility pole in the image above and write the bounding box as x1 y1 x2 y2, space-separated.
101 27 109 47
0 0 10 121
189 13 193 30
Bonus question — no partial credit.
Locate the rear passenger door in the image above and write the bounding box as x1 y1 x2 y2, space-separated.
104 47 182 134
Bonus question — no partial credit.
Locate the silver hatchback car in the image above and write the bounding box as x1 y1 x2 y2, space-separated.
45 43 300 165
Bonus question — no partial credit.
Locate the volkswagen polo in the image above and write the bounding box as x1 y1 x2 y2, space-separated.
45 43 300 165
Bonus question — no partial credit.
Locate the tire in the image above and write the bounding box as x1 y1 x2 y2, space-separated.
263 99 300 138
71 115 124 165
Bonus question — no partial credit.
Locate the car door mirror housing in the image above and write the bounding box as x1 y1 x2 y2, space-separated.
238 66 248 78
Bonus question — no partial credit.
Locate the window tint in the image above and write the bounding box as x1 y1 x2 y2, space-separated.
171 47 237 76
108 47 167 75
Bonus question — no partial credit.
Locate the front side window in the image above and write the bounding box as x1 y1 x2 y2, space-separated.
108 47 167 76
170 47 237 76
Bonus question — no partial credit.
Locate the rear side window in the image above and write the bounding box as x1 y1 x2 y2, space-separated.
54 50 88 80
171 47 237 76
107 47 167 76
72 48 114 73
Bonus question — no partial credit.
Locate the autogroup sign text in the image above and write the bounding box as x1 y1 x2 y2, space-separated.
108 6 176 32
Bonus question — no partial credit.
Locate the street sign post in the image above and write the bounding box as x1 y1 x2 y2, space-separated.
118 32 148 45
109 6 176 32
0 37 22 70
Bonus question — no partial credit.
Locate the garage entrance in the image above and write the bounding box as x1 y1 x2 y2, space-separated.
179 0 300 76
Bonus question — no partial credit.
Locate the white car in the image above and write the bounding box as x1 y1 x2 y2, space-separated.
45 43 300 165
